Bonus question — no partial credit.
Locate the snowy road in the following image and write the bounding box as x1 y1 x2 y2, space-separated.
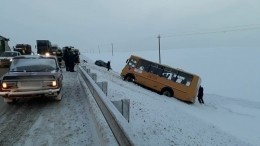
0 68 102 145
81 55 256 146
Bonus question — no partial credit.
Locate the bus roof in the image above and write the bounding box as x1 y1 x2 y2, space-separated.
130 54 200 77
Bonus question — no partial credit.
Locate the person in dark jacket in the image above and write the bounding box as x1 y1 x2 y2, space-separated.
56 48 63 67
198 86 204 104
68 48 76 72
63 47 70 71
107 61 111 71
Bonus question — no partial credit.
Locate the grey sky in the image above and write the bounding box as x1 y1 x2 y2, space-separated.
1 0 260 52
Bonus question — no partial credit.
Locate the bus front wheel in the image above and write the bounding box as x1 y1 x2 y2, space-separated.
124 75 134 82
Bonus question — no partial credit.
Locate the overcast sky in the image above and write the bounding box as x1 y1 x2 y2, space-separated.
1 0 260 52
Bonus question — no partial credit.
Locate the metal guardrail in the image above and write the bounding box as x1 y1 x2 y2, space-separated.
78 65 136 146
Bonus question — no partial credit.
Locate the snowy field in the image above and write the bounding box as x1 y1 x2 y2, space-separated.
80 47 260 146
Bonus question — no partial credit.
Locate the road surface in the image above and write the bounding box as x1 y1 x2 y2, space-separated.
0 67 102 145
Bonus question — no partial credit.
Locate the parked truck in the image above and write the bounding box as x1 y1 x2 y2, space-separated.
36 40 51 55
50 44 63 66
0 35 11 53
13 44 32 55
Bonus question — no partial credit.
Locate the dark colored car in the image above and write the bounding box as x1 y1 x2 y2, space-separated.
95 60 107 67
0 51 21 67
0 55 63 104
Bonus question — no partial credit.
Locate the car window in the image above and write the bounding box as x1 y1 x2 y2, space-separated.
10 58 58 72
0 52 18 57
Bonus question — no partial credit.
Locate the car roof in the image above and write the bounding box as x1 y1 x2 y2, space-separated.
13 55 57 59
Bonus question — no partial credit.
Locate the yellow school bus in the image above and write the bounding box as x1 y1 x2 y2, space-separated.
120 55 201 103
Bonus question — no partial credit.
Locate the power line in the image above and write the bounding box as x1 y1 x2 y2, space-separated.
161 26 260 38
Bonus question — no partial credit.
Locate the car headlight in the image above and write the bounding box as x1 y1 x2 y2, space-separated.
52 80 57 87
45 52 50 56
2 81 17 89
2 82 7 88
43 80 58 88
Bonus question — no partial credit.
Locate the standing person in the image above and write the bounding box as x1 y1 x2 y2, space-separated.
63 47 70 71
107 61 111 71
198 86 204 104
68 48 76 72
56 48 63 67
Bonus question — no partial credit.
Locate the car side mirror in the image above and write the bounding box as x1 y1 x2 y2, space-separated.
56 68 62 72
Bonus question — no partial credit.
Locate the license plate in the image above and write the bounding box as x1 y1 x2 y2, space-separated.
19 81 42 88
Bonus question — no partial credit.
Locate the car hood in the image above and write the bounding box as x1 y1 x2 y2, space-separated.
2 71 61 80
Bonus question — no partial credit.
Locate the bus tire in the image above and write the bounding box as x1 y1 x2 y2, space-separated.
124 74 134 82
161 88 173 97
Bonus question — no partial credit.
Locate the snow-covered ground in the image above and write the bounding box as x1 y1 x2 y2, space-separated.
80 47 260 146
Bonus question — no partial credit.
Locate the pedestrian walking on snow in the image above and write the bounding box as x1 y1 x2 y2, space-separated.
107 61 111 71
198 86 204 104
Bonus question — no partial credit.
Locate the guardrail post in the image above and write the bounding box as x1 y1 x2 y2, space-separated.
81 65 91 74
97 81 108 96
86 68 90 74
81 65 87 70
90 73 97 82
112 99 130 122
78 65 135 145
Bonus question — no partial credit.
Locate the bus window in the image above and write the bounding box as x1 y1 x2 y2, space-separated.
162 68 172 80
176 71 193 86
149 63 163 76
128 58 137 67
163 67 178 81
137 59 150 71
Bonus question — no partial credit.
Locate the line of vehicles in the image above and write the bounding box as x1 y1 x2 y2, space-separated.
0 40 80 104
0 40 80 68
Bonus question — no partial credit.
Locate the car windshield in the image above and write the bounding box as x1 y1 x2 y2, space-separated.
9 58 58 72
0 52 18 57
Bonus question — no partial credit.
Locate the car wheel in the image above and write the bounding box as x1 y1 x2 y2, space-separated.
4 98 14 104
55 94 62 101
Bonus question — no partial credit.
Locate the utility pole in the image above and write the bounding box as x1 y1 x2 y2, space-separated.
98 45 100 54
111 43 114 56
158 35 161 64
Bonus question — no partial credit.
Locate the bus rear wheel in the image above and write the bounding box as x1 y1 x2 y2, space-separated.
161 88 173 97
